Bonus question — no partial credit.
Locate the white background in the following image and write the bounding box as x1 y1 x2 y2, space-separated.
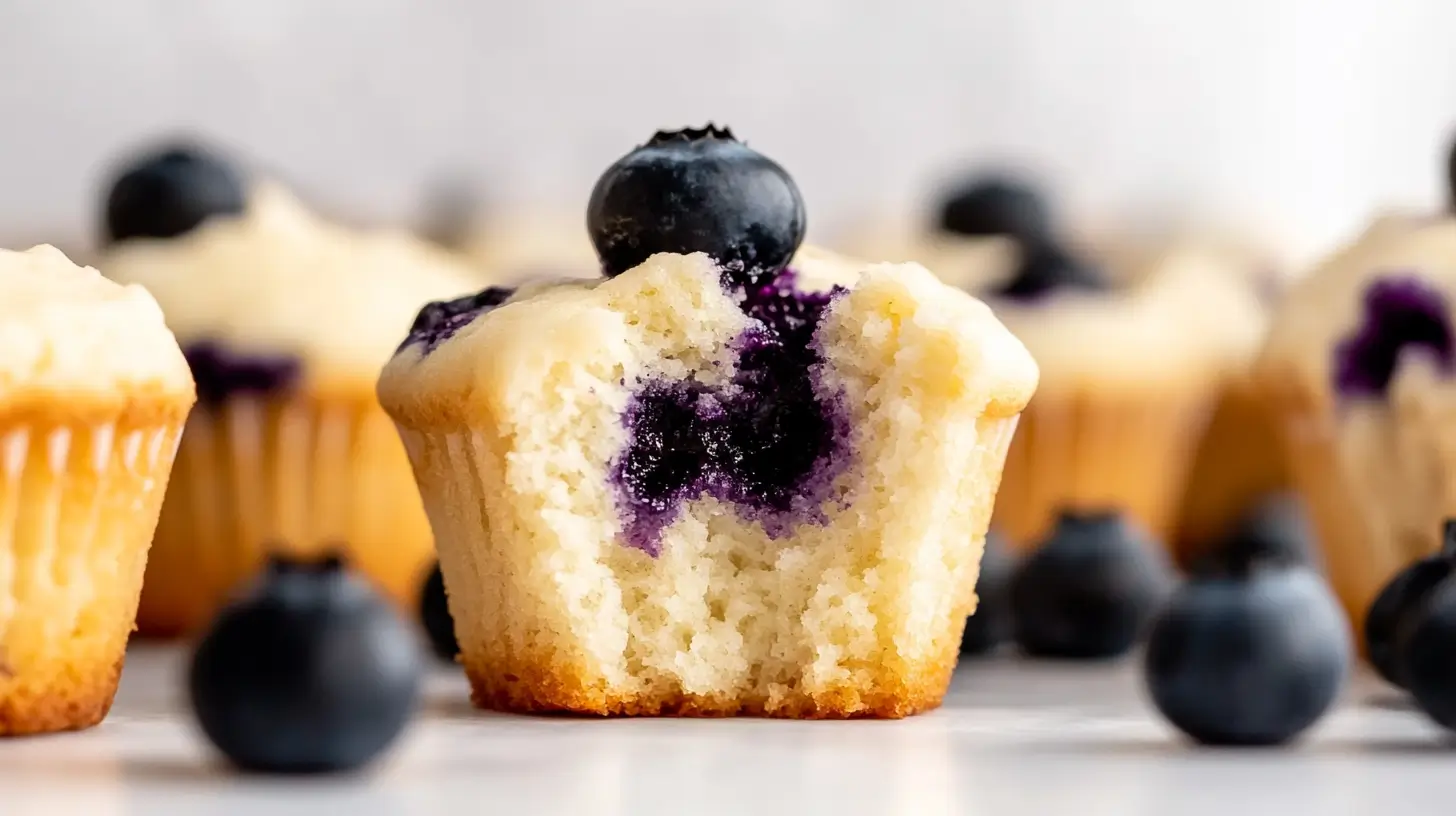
1 0 1454 263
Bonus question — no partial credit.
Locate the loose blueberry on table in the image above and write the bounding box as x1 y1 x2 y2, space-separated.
420 562 460 662
188 553 422 774
936 174 1053 242
1144 520 1350 746
1364 520 1456 690
960 529 1014 656
1392 520 1456 730
1009 511 1173 659
103 141 247 244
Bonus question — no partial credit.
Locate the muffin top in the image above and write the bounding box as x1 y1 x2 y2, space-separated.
1257 213 1456 411
101 184 479 396
978 240 1266 395
0 245 193 410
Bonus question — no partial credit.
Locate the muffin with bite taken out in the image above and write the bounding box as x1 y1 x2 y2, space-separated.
97 141 479 636
379 127 1038 718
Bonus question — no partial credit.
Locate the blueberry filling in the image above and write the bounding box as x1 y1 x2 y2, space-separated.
1333 275 1455 399
611 269 850 555
399 286 514 354
183 341 301 405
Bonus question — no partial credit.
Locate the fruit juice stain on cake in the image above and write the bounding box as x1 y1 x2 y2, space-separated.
182 341 302 405
613 269 852 555
400 286 515 354
1334 275 1454 399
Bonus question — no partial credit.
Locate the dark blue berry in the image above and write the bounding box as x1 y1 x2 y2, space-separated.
1403 572 1456 730
1366 520 1456 688
960 530 1014 656
586 126 805 285
1144 553 1350 746
1188 494 1320 577
188 554 422 774
419 563 459 662
400 286 514 354
103 142 247 244
937 175 1052 241
1333 276 1454 399
991 240 1109 301
182 341 301 406
1009 511 1173 659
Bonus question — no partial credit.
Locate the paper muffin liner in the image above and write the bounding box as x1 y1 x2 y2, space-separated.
138 395 433 637
1170 374 1293 563
0 416 184 735
993 390 1213 550
392 414 1020 718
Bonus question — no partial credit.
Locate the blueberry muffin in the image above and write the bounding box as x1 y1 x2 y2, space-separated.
379 127 1038 718
1255 209 1456 630
0 245 193 734
97 142 478 636
986 238 1263 549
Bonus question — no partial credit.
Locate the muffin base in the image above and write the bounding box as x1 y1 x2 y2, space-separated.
139 394 432 637
401 415 1017 720
0 409 185 735
994 390 1212 549
1171 375 1292 563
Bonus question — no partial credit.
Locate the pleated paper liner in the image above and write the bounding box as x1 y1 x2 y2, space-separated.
1170 374 1294 564
993 389 1213 551
138 394 433 637
0 411 185 735
391 414 1019 717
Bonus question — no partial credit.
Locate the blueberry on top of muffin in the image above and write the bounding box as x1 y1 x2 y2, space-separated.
103 141 247 245
587 125 806 287
936 174 1052 243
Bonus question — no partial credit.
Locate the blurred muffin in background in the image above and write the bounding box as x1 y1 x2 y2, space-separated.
1254 210 1456 632
97 141 479 636
986 239 1263 551
416 177 599 282
835 173 1030 291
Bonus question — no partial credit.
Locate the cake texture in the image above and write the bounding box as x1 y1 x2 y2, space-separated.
379 251 1038 717
100 173 478 636
1255 213 1456 632
989 243 1263 549
0 245 194 735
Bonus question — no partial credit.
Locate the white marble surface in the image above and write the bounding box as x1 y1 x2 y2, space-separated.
0 645 1448 815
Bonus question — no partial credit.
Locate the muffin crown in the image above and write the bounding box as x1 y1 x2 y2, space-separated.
100 184 479 396
0 244 193 408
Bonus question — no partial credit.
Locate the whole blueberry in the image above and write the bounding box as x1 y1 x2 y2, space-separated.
1144 547 1350 746
586 125 805 285
1189 493 1320 577
961 530 1014 655
103 142 247 244
1367 520 1456 688
419 562 459 662
188 554 422 774
936 175 1052 241
1405 575 1456 729
1010 511 1173 660
991 240 1109 301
